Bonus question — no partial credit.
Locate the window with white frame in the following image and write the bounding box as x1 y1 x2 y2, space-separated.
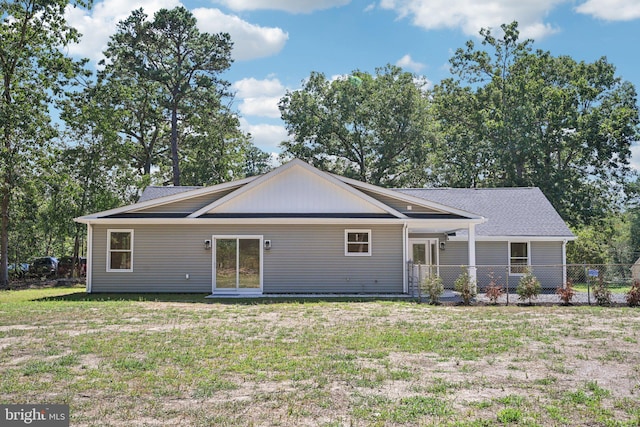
509 242 529 275
345 230 371 256
107 229 133 272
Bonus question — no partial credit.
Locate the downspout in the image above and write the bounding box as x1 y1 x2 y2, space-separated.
86 224 93 294
402 222 408 294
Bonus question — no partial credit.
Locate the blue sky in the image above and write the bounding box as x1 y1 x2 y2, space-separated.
65 0 640 166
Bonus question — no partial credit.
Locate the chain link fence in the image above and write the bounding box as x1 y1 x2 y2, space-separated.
408 263 635 304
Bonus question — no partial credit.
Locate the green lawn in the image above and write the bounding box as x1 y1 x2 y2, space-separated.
573 282 632 295
1 287 639 426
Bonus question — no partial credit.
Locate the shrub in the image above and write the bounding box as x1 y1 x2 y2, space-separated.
422 275 444 305
556 279 576 305
484 271 504 304
592 278 612 306
516 270 541 305
626 280 640 307
454 270 476 305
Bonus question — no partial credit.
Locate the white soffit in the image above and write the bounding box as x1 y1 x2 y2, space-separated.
204 162 389 214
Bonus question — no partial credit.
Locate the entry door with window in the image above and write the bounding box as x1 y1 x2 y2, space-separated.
213 236 262 293
410 238 439 281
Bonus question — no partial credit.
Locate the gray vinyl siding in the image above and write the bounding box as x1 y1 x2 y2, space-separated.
90 224 404 294
359 190 439 214
435 240 564 290
134 188 238 214
530 241 564 289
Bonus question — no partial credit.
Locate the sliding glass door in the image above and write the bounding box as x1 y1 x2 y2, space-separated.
214 236 262 292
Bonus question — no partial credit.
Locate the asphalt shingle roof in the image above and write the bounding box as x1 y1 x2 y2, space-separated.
137 184 572 239
396 187 573 237
138 186 202 202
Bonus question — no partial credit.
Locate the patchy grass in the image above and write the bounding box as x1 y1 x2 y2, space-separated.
0 289 639 426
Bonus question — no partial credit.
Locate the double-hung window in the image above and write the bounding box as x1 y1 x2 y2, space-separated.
345 230 371 256
509 242 529 275
107 229 133 272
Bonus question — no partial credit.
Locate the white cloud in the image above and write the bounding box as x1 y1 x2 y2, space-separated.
576 0 640 21
65 0 180 62
233 77 287 119
214 0 350 13
396 54 426 72
630 143 640 171
379 0 567 40
238 96 283 118
233 77 286 98
65 1 287 64
193 8 288 61
240 119 289 152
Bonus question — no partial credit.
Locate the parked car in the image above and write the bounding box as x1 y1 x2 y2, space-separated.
58 256 86 277
8 262 29 278
29 256 59 278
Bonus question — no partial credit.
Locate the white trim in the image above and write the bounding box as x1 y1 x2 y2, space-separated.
562 240 568 285
212 235 263 294
86 224 93 293
189 159 407 219
468 223 477 284
77 217 485 227
345 229 372 256
447 235 576 242
106 229 134 273
402 223 408 293
508 241 530 276
74 178 257 221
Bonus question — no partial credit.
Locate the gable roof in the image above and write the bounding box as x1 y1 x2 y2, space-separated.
397 187 574 238
80 160 577 240
187 159 407 218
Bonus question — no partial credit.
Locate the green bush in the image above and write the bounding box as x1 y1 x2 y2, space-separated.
516 270 541 304
454 270 476 305
422 275 444 305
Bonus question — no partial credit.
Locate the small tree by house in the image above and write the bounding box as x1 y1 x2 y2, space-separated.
556 279 576 305
422 275 444 305
455 270 476 305
516 270 541 305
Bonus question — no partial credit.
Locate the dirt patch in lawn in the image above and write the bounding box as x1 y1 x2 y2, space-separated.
1 300 639 426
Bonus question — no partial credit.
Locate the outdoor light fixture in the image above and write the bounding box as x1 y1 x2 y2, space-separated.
204 239 212 250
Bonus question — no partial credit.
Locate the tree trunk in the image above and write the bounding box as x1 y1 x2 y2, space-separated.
1 187 9 288
170 103 180 186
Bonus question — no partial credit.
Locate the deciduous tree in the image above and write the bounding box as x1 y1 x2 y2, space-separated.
279 65 435 187
0 0 89 287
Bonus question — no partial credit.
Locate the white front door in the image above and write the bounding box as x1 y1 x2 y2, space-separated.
409 238 439 282
213 235 263 294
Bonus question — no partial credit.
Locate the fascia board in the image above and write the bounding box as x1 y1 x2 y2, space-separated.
447 235 577 242
74 217 413 226
74 176 258 222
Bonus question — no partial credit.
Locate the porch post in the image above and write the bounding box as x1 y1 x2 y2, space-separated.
468 223 477 286
562 239 567 286
402 222 408 294
86 223 93 294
